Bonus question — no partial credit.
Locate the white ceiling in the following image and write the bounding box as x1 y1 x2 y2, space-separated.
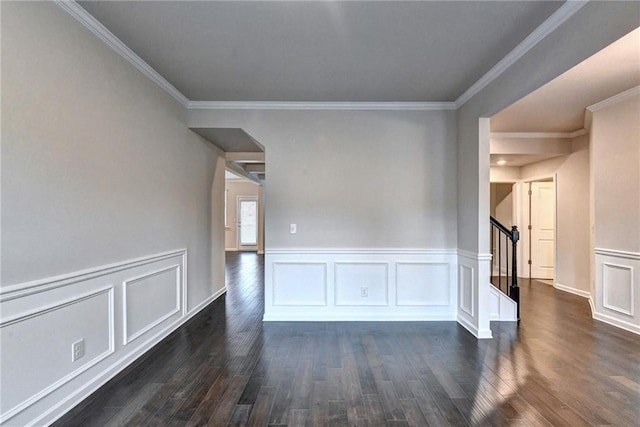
491 27 640 133
77 0 563 102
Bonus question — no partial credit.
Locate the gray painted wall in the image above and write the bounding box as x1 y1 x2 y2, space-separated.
1 3 226 423
190 109 458 249
1 1 225 302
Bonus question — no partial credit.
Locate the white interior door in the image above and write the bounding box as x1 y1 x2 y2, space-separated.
530 182 555 279
238 197 258 247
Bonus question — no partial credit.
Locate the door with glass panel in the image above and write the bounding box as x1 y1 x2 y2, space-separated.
237 196 258 248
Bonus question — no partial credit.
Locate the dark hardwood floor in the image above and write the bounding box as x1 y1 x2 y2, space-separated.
56 252 640 426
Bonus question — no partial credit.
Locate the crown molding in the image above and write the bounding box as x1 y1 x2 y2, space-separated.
454 0 589 108
53 0 189 107
491 129 588 139
187 101 456 111
57 0 588 113
587 85 640 112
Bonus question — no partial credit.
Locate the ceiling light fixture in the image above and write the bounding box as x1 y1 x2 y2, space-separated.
497 159 507 166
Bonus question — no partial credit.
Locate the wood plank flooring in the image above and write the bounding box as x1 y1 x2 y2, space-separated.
55 252 640 426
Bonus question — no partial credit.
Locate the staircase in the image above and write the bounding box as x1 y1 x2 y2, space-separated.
490 216 520 321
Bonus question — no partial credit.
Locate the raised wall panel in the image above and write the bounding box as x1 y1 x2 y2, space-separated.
272 262 327 306
594 249 639 335
265 249 457 321
396 263 449 306
334 262 388 306
0 249 207 426
603 263 634 316
0 287 114 422
459 264 474 317
123 265 181 345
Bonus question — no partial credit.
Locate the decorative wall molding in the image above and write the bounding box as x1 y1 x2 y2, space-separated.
266 248 457 256
53 0 189 107
396 262 450 307
187 101 456 111
594 250 639 336
602 262 634 316
457 250 492 262
490 129 588 139
587 85 640 112
272 262 328 306
595 248 640 260
0 249 229 425
0 286 115 425
458 264 474 317
264 249 457 321
0 249 187 302
122 265 182 345
56 1 588 112
334 262 389 306
454 0 589 107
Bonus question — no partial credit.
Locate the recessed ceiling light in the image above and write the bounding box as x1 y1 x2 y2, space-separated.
497 159 507 165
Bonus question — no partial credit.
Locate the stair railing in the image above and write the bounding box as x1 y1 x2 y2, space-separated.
490 216 520 320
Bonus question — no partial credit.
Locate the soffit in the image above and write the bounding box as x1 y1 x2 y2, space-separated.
77 0 563 103
492 27 640 133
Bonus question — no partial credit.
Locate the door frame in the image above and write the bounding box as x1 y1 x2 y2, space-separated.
237 196 259 250
514 173 557 282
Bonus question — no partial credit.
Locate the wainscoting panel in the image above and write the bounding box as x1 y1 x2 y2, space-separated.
272 262 327 306
594 249 639 334
0 287 114 423
123 265 182 345
396 262 450 306
0 249 225 426
264 249 457 321
335 262 388 306
458 264 474 317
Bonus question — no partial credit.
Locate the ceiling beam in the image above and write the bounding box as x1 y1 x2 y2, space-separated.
226 161 261 185
225 152 265 163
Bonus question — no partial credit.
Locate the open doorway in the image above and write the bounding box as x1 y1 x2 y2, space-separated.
225 170 264 254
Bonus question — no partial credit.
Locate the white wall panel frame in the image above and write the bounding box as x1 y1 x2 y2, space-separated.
334 262 389 306
594 249 640 335
395 262 451 307
0 249 229 425
122 264 182 345
264 249 457 322
0 286 115 424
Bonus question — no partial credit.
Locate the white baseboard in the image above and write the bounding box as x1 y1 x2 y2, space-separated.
554 282 591 298
457 314 492 339
593 311 640 335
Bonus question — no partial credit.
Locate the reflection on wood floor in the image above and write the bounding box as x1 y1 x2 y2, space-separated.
56 252 640 426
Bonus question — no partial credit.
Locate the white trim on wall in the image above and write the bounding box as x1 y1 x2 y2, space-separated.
188 101 456 111
0 249 187 302
122 265 182 345
0 249 228 425
0 286 116 425
264 248 458 322
53 0 189 107
554 282 591 299
453 0 589 107
593 249 640 335
56 0 588 112
587 85 640 112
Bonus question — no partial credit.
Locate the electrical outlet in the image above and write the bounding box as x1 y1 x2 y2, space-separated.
290 224 297 234
360 286 368 297
72 339 85 362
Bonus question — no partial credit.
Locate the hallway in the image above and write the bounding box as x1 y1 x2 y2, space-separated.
56 252 640 426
